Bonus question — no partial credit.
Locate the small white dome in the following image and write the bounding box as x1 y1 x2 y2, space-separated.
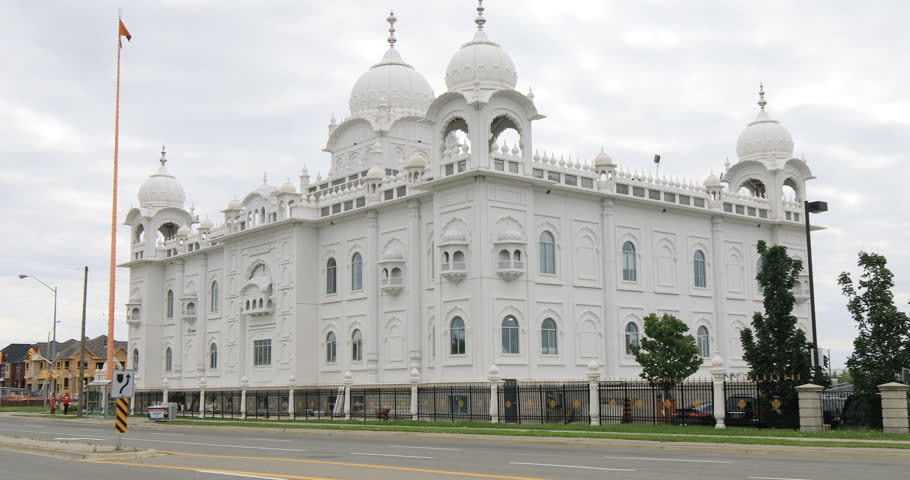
736 109 794 162
349 47 434 120
593 150 614 167
199 217 214 229
405 152 427 169
446 29 518 93
138 165 185 209
366 165 385 180
226 199 242 210
279 180 296 194
704 173 722 188
254 181 277 197
176 225 190 237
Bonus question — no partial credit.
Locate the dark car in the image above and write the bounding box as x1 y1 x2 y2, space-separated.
670 401 716 426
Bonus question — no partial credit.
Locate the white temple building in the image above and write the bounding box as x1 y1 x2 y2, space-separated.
122 5 816 392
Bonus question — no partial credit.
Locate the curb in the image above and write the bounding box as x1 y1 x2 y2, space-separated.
0 435 159 461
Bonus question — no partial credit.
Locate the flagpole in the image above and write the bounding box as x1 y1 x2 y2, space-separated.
106 11 123 380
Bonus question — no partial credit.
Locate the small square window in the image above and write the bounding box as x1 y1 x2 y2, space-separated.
344 200 353 211
632 186 645 197
581 177 594 188
445 164 454 176
617 184 630 195
396 186 407 197
547 171 560 182
648 189 661 200
532 168 544 179
332 203 341 214
356 197 366 208
508 161 519 173
384 190 394 201
457 160 467 172
693 197 705 208
320 207 330 217
494 159 505 171
565 174 577 186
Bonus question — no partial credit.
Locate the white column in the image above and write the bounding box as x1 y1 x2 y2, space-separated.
175 260 185 377
288 388 295 420
710 355 726 429
366 211 380 383
407 200 422 371
488 364 500 424
587 360 600 426
343 370 353 420
709 216 727 368
199 388 205 418
240 389 247 419
796 383 824 432
600 199 616 377
409 368 420 421
199 253 208 374
879 382 909 434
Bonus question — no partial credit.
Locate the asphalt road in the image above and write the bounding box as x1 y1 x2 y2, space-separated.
0 416 907 480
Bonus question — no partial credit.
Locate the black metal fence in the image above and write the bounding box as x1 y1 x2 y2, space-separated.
822 390 882 430
246 390 290 419
349 385 411 420
132 391 162 413
723 381 799 429
292 388 345 419
203 390 242 419
598 381 714 425
499 382 590 424
168 391 202 417
418 384 490 422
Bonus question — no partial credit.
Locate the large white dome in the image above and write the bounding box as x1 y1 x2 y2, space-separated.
735 109 794 162
445 29 517 92
138 164 185 209
349 47 434 120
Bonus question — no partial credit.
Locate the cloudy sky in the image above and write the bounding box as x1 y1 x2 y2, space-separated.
2 1 908 369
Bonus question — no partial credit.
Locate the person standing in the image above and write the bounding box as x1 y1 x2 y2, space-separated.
49 395 57 415
62 394 71 415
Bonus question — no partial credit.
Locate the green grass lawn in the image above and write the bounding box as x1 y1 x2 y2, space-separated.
0 406 48 413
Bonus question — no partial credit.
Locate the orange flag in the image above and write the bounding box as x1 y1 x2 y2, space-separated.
119 19 131 45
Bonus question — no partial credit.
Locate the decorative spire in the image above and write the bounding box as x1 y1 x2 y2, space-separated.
159 144 167 166
262 172 268 184
387 10 397 47
758 82 767 110
475 0 486 29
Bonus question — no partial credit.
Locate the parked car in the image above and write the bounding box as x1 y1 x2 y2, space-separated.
670 401 716 426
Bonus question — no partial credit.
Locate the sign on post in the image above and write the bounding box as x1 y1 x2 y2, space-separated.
111 369 134 399
114 398 129 433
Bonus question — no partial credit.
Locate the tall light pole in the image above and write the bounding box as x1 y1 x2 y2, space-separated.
77 266 88 417
804 200 828 382
18 274 58 398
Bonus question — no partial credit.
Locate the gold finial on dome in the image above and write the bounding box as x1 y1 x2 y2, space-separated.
758 82 767 110
387 10 397 47
475 0 486 29
159 144 167 166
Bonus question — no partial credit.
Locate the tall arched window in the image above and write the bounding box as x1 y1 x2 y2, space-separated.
326 332 337 363
541 318 558 355
165 347 173 372
351 252 363 291
539 231 556 274
209 343 218 369
502 316 519 354
450 317 465 355
693 250 707 288
624 322 639 355
697 326 710 357
166 290 174 319
210 281 220 312
352 329 363 361
326 257 337 294
622 241 637 282
132 348 139 373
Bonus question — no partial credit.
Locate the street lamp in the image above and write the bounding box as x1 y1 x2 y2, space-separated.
804 200 828 382
19 274 58 400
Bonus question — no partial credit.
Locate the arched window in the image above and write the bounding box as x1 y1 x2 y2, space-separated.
450 317 466 355
541 318 558 355
452 250 465 269
390 267 402 284
209 343 218 369
697 326 710 357
755 258 764 293
166 290 174 319
498 249 511 268
132 348 139 373
351 252 363 290
210 281 220 312
624 322 639 355
326 257 337 294
622 241 637 282
693 250 707 288
326 332 337 363
502 316 519 354
539 231 556 274
352 329 363 361
165 347 173 372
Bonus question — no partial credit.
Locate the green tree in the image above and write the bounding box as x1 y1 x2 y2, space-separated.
741 241 813 392
630 313 703 398
838 251 910 394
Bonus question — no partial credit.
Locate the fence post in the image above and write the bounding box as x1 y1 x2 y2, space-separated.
878 382 909 434
410 368 420 421
199 390 205 419
587 360 600 426
343 370 353 420
240 389 247 419
288 387 295 420
710 355 726 429
795 383 824 432
488 364 500 424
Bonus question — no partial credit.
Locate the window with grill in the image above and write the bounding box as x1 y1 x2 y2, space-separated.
622 241 637 282
326 258 337 294
352 329 363 361
210 343 218 369
697 326 710 357
625 323 639 355
693 249 707 288
253 339 271 366
502 316 520 354
326 332 337 363
450 317 466 355
541 318 558 355
538 231 556 274
351 253 363 291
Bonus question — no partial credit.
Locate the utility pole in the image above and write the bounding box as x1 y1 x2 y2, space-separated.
77 266 88 417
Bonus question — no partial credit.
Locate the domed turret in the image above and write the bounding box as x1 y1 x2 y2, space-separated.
279 179 296 194
593 149 614 167
735 84 794 162
176 225 191 237
366 164 385 180
226 198 242 211
405 151 427 169
445 3 517 93
704 172 722 188
348 12 434 121
138 146 186 209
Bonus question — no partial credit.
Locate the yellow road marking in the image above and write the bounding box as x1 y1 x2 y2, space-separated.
149 451 554 480
78 460 334 480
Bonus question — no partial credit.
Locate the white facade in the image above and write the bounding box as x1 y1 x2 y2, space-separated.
122 8 816 392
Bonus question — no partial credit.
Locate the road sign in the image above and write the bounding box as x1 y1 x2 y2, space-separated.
114 397 129 433
111 369 134 399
